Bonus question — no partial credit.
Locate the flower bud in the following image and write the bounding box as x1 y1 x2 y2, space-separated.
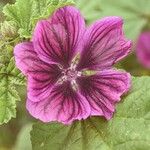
1 21 18 38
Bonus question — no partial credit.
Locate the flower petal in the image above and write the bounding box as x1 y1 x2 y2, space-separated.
33 6 85 67
136 32 150 68
77 69 131 119
27 63 62 102
14 42 62 102
26 82 91 124
14 42 38 75
77 17 131 70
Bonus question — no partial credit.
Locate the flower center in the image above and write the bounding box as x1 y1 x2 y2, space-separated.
57 63 81 90
63 68 81 81
56 53 96 90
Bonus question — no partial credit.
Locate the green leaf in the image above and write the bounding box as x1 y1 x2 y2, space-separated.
0 45 25 85
0 45 25 125
99 0 150 41
0 44 13 65
0 85 20 125
3 0 75 38
6 57 26 85
31 76 150 150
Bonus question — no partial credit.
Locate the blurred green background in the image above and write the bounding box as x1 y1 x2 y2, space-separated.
0 0 150 150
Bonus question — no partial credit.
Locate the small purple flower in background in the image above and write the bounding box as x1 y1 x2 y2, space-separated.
136 32 150 68
14 6 131 124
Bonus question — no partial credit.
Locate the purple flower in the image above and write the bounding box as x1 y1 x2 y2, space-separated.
14 6 131 124
136 32 150 68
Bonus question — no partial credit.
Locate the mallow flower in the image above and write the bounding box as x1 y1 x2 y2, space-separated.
14 6 131 124
136 32 150 68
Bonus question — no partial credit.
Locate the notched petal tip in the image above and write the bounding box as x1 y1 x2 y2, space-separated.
77 16 131 71
115 40 132 63
77 69 131 120
92 16 123 30
32 6 86 67
26 82 91 125
14 42 35 75
14 41 62 103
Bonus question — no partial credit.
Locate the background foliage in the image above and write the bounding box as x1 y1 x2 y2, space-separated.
0 0 150 150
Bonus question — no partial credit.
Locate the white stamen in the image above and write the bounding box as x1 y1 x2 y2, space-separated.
56 62 81 90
